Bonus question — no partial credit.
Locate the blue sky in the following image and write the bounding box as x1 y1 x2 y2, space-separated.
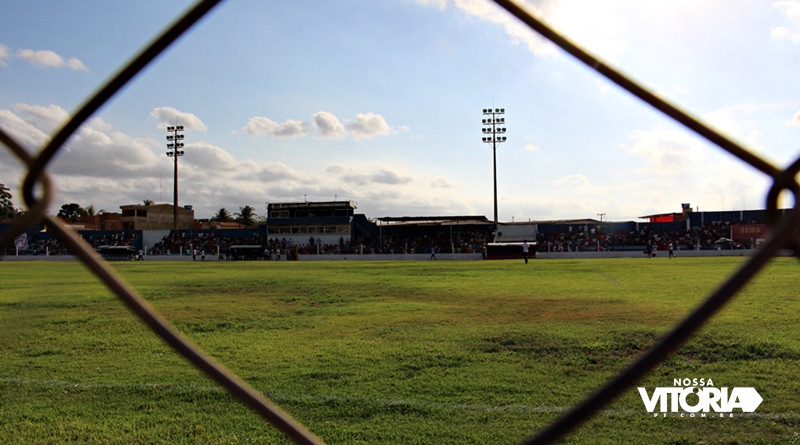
1 0 799 221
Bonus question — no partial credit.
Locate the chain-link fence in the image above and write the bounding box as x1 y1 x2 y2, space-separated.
1 1 798 444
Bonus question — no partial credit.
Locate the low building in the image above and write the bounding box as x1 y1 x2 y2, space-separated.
119 204 193 230
66 212 123 231
193 219 248 230
372 215 495 254
267 201 356 246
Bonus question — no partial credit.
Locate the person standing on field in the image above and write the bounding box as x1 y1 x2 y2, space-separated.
669 242 674 259
522 240 529 264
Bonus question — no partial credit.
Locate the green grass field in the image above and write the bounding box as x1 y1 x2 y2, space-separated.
1 257 799 444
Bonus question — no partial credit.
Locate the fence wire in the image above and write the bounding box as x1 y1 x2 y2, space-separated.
0 1 798 444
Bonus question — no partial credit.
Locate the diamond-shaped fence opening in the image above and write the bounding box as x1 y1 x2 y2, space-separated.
1 1 798 444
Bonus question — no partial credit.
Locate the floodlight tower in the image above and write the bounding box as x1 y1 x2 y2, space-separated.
165 125 185 229
482 108 506 223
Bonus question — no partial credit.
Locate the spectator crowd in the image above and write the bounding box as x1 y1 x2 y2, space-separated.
535 219 760 253
3 218 771 258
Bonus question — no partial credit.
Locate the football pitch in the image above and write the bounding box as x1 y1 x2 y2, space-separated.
1 257 798 444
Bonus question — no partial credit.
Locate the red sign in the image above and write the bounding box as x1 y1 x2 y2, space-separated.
651 215 674 223
732 224 769 240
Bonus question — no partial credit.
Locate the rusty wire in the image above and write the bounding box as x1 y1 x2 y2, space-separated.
0 1 798 444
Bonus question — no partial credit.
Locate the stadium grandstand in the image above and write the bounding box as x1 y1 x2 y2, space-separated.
1 201 794 259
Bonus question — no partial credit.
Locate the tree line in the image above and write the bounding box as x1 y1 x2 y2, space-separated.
0 183 24 219
1 184 263 228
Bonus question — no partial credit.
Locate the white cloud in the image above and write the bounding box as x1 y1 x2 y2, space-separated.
342 169 413 186
701 109 741 137
12 103 70 134
312 111 347 140
347 112 393 141
552 174 590 187
625 126 706 176
0 109 51 153
326 163 346 174
242 112 400 141
272 119 311 138
0 44 9 66
182 142 240 172
770 26 797 41
54 130 161 179
241 116 311 138
431 176 460 188
673 84 689 94
772 1 800 42
448 0 556 56
417 0 446 8
0 103 450 218
15 48 88 71
371 169 414 185
782 109 800 126
695 103 774 147
417 0 631 59
150 107 207 132
524 143 541 151
65 58 87 71
17 49 62 67
241 116 277 136
255 163 316 184
175 146 314 184
86 117 113 132
330 163 415 186
775 0 800 25
551 0 629 53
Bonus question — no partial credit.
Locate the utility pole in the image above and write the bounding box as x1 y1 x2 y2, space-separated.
482 108 506 223
165 125 185 229
597 213 606 222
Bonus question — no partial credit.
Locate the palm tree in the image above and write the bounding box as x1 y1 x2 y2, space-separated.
143 199 154 206
234 205 257 227
85 204 105 216
213 207 232 222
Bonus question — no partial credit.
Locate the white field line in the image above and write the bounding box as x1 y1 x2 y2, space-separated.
2 377 797 419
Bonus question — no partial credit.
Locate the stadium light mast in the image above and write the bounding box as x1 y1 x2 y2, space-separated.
165 125 185 229
482 108 506 223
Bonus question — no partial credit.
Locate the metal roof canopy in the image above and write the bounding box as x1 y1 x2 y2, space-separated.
376 215 491 225
488 241 538 246
520 218 600 225
268 201 356 210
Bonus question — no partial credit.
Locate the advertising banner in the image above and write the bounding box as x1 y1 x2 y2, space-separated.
731 224 769 240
